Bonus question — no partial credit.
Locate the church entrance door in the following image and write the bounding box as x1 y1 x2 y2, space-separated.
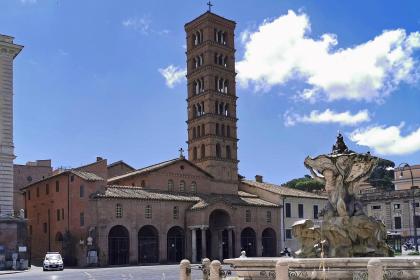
262 228 276 257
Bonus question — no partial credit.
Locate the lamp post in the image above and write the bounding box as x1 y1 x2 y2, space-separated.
399 163 418 252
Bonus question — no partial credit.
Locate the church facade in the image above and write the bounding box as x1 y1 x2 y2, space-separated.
22 10 326 266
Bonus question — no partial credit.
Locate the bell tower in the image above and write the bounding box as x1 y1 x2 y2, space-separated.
185 10 239 182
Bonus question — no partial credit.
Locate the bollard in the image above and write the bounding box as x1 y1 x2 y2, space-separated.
210 260 222 280
367 259 383 280
276 259 289 280
180 259 192 280
202 258 211 280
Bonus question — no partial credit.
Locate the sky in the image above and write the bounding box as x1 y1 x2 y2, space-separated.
1 0 420 184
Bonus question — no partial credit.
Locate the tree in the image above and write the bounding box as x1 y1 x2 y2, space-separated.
369 158 395 191
283 175 325 192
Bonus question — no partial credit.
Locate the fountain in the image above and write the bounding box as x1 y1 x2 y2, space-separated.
214 135 420 280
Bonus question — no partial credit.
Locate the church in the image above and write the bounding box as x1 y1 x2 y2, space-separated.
22 8 326 266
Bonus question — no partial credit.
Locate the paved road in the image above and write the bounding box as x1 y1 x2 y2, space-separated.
0 265 205 280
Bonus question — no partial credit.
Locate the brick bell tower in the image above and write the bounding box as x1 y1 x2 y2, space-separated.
185 8 239 183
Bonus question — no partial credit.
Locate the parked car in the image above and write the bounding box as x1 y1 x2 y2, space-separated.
43 252 64 271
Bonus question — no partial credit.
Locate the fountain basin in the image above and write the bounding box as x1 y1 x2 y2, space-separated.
224 257 420 279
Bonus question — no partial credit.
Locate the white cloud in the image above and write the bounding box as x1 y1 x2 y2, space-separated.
350 123 420 155
122 17 151 34
237 10 420 102
158 65 186 88
284 109 371 127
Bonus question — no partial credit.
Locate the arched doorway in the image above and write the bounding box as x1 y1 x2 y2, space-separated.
262 228 277 257
138 225 159 264
108 225 129 265
209 209 232 260
241 227 256 257
167 226 184 263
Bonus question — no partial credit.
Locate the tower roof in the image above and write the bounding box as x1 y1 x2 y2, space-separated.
185 11 236 30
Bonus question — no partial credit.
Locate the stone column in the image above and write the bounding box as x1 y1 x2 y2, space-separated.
180 259 192 280
0 35 22 216
201 226 208 258
191 228 197 263
275 259 289 280
227 228 233 258
367 259 383 280
218 230 223 260
210 260 221 280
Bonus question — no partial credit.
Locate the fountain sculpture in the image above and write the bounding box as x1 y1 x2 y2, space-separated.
293 133 393 258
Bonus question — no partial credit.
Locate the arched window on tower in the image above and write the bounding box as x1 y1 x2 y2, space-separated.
168 180 174 192
193 30 203 46
197 126 201 137
201 144 205 158
193 147 197 160
219 102 224 115
193 127 196 139
224 104 229 116
215 101 219 114
226 145 231 159
216 143 221 158
221 124 225 136
192 105 197 118
223 80 229 93
214 29 227 45
227 126 231 137
201 124 205 136
216 123 220 136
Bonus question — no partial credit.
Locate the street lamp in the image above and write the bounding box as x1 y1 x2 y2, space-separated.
399 163 419 252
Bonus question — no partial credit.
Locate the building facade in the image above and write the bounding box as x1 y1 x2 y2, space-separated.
394 165 420 190
21 9 327 267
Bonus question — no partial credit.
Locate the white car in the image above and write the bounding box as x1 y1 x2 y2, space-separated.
43 252 64 271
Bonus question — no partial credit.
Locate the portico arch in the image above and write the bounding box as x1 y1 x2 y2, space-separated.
241 227 256 257
167 226 185 263
262 227 276 257
138 225 159 264
208 209 234 260
108 225 129 265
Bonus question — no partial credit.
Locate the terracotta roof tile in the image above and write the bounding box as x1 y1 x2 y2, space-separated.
242 180 327 200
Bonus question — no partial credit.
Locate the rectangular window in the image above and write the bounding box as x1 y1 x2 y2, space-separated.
46 184 49 195
416 202 420 208
116 204 123 218
80 212 84 226
61 208 64 220
57 209 60 221
56 181 60 192
298 204 304 218
28 190 31 200
80 185 84 198
173 206 179 219
70 175 74 182
285 203 291 218
29 225 32 235
313 205 319 219
372 205 381 210
245 209 251 222
394 204 400 210
145 205 152 219
266 211 272 223
285 229 292 239
394 216 402 229
36 187 40 197
43 222 47 233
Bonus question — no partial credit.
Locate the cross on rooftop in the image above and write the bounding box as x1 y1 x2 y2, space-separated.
207 1 213 12
179 147 185 158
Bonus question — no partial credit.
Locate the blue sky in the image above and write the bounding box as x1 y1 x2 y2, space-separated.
2 0 420 184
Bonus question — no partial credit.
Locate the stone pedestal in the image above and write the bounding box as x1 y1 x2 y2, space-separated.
0 217 28 270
